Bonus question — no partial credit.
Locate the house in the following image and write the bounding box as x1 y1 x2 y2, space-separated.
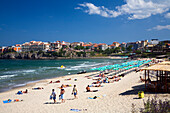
109 44 116 49
82 43 93 49
13 44 21 52
112 42 120 47
120 42 126 48
126 42 137 50
21 41 50 52
150 39 159 45
98 43 108 50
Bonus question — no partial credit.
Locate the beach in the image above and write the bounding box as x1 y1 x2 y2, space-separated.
0 67 169 113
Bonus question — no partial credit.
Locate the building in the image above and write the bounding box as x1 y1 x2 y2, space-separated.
98 43 108 50
109 44 116 49
120 42 126 48
126 42 138 50
150 39 159 45
13 44 21 52
21 41 50 52
112 42 120 47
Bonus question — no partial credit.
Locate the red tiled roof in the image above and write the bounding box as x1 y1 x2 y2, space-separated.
110 44 116 46
98 43 106 46
94 44 98 47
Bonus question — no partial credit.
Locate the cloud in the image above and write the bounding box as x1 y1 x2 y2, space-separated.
77 3 121 18
75 7 81 10
148 25 170 31
165 12 170 18
76 0 170 20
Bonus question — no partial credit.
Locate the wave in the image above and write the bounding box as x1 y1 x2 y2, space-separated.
4 69 36 74
65 62 107 71
40 67 58 70
0 74 17 80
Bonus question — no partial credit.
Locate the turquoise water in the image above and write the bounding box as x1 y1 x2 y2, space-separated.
0 59 126 92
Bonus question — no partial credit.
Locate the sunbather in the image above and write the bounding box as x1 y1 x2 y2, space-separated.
32 87 44 90
22 89 28 93
86 85 98 92
53 80 60 83
65 78 71 80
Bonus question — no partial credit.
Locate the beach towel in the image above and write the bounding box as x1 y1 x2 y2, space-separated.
3 99 12 103
70 109 81 112
88 95 106 99
16 91 23 95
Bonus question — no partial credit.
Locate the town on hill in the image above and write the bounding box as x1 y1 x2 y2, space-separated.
0 39 169 59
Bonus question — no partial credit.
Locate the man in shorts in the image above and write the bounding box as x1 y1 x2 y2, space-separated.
72 85 78 99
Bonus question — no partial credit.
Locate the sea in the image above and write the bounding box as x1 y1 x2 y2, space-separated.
0 59 127 92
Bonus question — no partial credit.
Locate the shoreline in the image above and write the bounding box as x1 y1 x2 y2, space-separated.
0 71 99 94
0 56 128 60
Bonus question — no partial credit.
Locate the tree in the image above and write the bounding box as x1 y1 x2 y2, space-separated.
86 46 89 50
121 47 125 51
135 50 141 54
115 47 121 53
127 45 133 52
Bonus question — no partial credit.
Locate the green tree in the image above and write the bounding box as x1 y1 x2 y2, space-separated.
52 52 58 56
86 46 89 49
115 47 121 53
121 47 125 51
127 45 133 52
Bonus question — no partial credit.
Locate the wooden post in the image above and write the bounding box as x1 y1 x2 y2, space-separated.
165 71 167 92
145 70 146 90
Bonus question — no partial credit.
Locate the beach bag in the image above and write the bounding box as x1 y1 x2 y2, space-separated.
50 95 52 100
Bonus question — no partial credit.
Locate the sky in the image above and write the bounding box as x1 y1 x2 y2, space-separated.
0 0 170 46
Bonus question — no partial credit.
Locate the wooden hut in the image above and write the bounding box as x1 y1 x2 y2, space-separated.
142 61 170 93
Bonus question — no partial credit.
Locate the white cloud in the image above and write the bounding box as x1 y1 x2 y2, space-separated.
165 12 170 18
77 3 121 18
76 0 170 20
75 7 81 10
148 25 170 31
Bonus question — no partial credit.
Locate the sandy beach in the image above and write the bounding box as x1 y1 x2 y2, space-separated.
0 69 169 113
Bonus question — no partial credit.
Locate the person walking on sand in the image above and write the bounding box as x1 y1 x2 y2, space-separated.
60 86 65 103
72 85 78 99
51 89 56 103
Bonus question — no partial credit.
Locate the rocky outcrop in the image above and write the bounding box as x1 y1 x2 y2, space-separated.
0 51 97 60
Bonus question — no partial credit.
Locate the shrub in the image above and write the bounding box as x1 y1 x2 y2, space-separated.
132 95 169 113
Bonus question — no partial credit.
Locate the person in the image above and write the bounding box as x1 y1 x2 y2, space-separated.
140 76 146 82
51 89 56 103
32 87 44 90
72 85 78 99
22 89 28 93
86 85 98 92
60 86 65 103
86 85 91 92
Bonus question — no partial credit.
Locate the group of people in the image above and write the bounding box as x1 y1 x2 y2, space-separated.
50 85 78 103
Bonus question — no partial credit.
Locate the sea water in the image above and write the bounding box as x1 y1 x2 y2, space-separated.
0 59 126 92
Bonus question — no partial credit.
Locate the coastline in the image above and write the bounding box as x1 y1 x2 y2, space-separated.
0 56 128 60
0 71 99 94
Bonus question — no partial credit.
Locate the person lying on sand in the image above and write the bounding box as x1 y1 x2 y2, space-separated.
53 80 60 83
86 85 98 92
49 81 53 83
22 89 28 93
89 84 103 87
32 87 44 90
140 76 146 82
58 84 71 89
65 78 71 81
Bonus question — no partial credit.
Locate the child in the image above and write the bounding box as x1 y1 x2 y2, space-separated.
72 85 78 99
51 89 56 103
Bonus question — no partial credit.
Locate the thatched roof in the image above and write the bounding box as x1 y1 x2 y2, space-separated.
142 61 170 71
